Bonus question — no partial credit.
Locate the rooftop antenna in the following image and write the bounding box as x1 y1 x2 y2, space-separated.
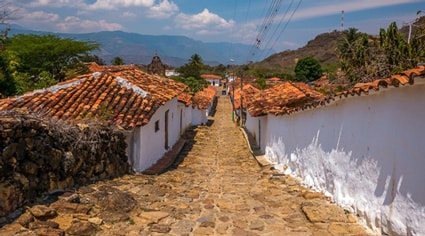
341 10 345 31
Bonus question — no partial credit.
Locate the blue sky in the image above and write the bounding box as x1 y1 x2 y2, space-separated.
6 0 425 56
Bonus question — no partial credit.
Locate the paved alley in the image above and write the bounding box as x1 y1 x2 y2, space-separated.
0 95 372 236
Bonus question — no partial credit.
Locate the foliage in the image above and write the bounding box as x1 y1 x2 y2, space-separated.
337 21 425 85
380 22 424 73
294 57 323 82
337 28 385 84
6 34 99 82
0 33 99 96
111 56 125 65
173 54 209 93
177 53 204 79
170 76 208 93
254 77 267 90
0 51 15 97
80 54 106 65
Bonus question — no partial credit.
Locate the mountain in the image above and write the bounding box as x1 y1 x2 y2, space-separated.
254 31 344 72
6 26 274 67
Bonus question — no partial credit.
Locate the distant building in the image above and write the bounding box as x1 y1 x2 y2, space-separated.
147 53 166 75
201 74 222 86
165 69 180 77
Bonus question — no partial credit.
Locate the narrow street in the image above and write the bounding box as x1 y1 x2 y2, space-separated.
1 95 372 235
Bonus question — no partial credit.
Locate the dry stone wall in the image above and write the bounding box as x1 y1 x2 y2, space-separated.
0 113 130 219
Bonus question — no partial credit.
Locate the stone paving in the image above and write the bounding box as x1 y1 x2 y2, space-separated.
0 95 373 235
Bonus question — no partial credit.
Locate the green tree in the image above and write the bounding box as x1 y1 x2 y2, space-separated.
177 53 204 79
111 56 125 65
337 28 382 84
6 34 99 83
380 21 424 73
294 57 323 82
81 54 106 65
254 77 267 90
171 76 208 93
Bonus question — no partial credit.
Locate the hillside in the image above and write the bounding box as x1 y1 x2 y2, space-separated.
254 31 344 72
6 26 274 67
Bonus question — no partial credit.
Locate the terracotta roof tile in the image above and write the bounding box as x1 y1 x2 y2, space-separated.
0 67 188 129
247 81 326 117
233 84 260 109
337 65 425 98
193 86 217 109
201 74 222 80
177 93 193 107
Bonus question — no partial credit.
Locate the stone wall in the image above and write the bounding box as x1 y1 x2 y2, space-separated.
0 113 130 219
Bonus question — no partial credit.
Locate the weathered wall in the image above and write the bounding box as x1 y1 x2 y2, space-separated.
256 82 425 236
0 113 129 219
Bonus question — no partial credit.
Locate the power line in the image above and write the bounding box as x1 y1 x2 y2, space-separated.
259 0 295 59
261 0 303 59
246 0 283 62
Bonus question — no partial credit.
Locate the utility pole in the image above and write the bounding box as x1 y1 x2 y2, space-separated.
239 70 243 127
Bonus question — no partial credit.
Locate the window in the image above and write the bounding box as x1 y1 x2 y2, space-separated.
155 120 160 132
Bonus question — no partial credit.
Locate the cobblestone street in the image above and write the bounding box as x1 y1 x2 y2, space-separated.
1 95 372 235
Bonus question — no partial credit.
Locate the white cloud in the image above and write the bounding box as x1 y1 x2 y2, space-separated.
13 10 60 26
57 16 123 32
18 0 86 8
292 0 421 21
146 0 179 19
88 0 155 10
122 11 136 17
174 8 234 34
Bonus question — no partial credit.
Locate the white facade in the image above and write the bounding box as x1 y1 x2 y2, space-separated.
246 81 425 236
191 107 208 126
207 78 221 86
245 112 268 150
165 70 180 77
178 102 193 135
126 98 181 172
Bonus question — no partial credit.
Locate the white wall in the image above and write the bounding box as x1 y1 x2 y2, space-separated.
263 83 425 236
178 103 192 135
207 79 220 86
192 107 208 125
245 112 268 150
126 98 181 172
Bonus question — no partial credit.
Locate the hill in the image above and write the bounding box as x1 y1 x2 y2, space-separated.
6 26 274 67
253 31 344 73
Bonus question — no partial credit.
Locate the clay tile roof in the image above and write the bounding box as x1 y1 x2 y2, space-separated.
247 81 326 117
177 93 193 107
88 62 139 73
337 65 425 98
201 74 222 80
233 84 260 109
0 67 188 129
267 77 281 82
193 86 217 109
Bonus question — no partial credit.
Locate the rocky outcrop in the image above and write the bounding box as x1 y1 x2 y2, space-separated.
0 112 130 221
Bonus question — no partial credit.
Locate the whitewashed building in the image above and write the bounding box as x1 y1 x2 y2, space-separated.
244 66 425 236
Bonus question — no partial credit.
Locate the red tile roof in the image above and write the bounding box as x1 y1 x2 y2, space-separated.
0 67 188 129
201 74 222 80
246 65 425 117
193 86 217 109
337 65 425 97
267 77 281 82
177 93 193 107
233 84 260 110
247 81 327 117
